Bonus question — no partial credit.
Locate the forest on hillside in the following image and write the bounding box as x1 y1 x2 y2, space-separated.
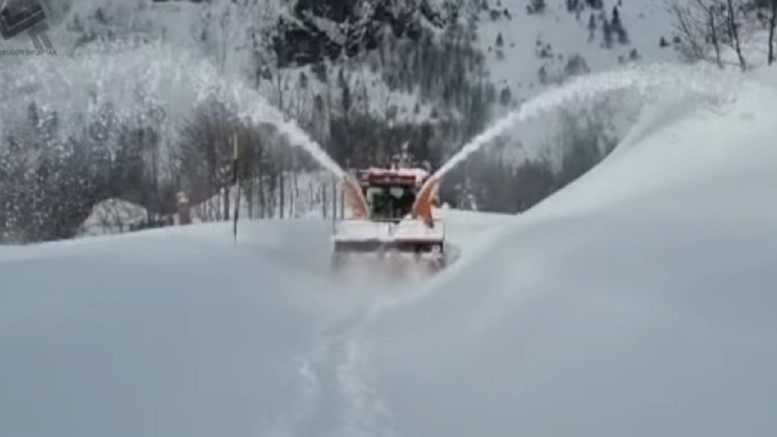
1 0 776 242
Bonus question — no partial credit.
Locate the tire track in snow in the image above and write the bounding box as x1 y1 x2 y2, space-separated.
262 306 396 437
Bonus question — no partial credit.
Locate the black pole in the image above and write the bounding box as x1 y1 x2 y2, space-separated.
232 133 240 242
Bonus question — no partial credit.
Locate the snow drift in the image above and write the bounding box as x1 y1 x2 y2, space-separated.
366 71 777 437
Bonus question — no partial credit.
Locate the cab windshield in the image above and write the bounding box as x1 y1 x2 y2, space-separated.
365 185 416 220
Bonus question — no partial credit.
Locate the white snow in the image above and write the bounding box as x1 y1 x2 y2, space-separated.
480 0 678 102
334 218 445 243
366 68 777 437
2 65 777 437
333 220 395 242
391 218 445 242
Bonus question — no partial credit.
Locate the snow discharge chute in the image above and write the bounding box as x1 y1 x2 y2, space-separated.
342 175 370 220
411 176 439 227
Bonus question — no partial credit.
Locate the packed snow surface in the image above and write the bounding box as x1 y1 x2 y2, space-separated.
2 67 777 437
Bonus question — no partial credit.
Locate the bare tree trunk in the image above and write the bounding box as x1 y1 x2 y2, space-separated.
150 140 160 223
322 184 328 219
269 183 276 219
726 0 746 71
332 176 337 222
709 11 723 69
770 0 777 65
224 186 230 221
259 177 266 218
279 166 285 220
332 180 337 228
274 60 286 114
292 155 299 218
277 74 284 113
286 154 293 219
258 168 266 219
268 168 277 219
246 176 254 219
670 1 705 61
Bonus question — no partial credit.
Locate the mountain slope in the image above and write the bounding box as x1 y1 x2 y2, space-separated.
30 0 680 111
479 0 678 107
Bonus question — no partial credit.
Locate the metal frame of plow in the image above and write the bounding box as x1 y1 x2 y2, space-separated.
332 219 445 245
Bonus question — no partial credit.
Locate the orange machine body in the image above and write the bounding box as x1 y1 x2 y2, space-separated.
342 167 438 224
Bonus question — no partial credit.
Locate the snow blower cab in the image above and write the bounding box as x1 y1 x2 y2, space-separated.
332 164 446 274
357 168 425 222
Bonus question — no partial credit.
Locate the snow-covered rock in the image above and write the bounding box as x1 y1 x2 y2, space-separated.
78 198 148 236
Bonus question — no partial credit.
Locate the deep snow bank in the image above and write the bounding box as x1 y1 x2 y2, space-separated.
366 72 777 437
0 220 351 437
0 210 510 437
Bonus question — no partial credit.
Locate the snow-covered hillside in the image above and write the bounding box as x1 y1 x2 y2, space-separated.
3 0 724 235
479 0 677 105
26 0 681 115
2 62 777 437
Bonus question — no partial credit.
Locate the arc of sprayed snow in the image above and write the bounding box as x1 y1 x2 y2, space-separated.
223 84 348 180
3 41 351 182
8 45 738 192
268 113 347 179
432 63 740 181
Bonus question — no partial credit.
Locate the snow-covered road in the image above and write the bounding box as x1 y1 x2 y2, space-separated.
0 210 512 437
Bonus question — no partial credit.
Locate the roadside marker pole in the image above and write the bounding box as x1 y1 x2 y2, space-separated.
232 133 241 242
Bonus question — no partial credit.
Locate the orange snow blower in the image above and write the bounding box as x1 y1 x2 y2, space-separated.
332 164 446 274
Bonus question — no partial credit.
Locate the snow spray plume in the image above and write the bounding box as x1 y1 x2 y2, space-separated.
0 41 345 179
432 63 740 181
